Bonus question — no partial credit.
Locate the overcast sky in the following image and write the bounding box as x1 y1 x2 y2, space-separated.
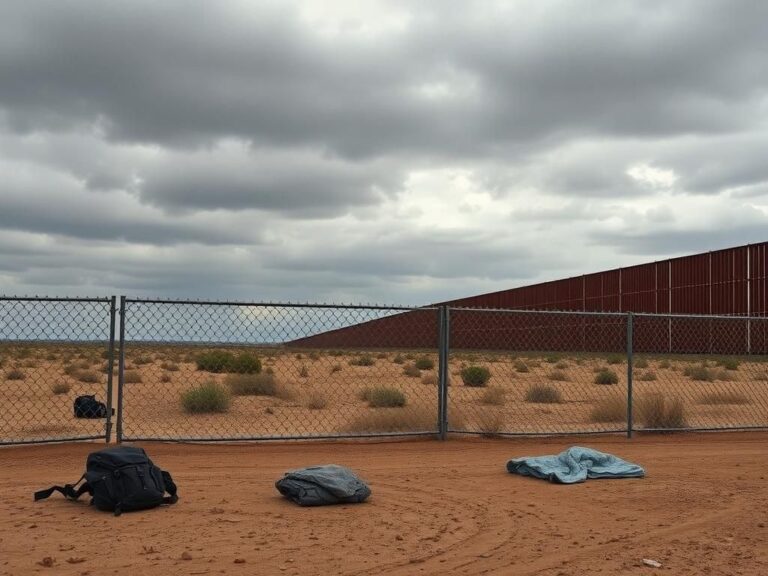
1 0 767 305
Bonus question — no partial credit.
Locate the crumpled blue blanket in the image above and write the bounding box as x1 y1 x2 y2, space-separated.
506 446 645 484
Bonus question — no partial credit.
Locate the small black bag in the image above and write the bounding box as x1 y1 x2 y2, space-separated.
74 395 108 419
34 446 178 516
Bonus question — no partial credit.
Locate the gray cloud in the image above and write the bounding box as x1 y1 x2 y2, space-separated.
1 1 767 303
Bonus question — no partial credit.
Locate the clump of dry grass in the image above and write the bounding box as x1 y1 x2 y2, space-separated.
460 366 491 387
514 359 529 373
349 354 375 367
638 371 657 381
225 373 278 396
123 370 143 383
714 369 735 382
683 364 714 382
392 354 405 365
698 391 751 405
476 411 505 437
524 384 563 404
589 396 626 423
637 393 686 429
606 355 624 365
343 405 451 433
181 381 230 414
479 386 506 406
298 364 309 378
160 362 180 372
51 381 71 395
160 373 172 383
305 391 327 410
402 363 421 378
63 364 79 377
5 368 25 381
367 387 406 408
547 370 569 382
658 359 671 369
414 357 435 370
421 373 438 386
330 364 342 374
77 370 101 383
554 361 568 370
716 357 740 371
594 369 619 385
634 357 649 369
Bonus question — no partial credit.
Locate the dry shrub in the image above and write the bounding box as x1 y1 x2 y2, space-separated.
392 354 405 365
683 364 714 382
160 372 172 383
658 359 671 369
123 370 143 383
594 369 619 385
421 372 438 386
606 355 624 365
476 410 505 437
343 405 443 433
367 387 406 408
698 391 751 405
524 384 562 404
330 364 342 374
51 381 71 395
308 351 321 361
414 357 435 370
634 357 649 369
161 362 180 372
226 373 278 396
181 381 230 414
714 369 735 382
547 370 569 382
402 363 421 378
77 370 101 383
305 391 328 410
637 393 686 429
544 355 560 364
716 357 740 371
63 364 79 377
298 364 309 378
554 361 569 370
589 396 626 423
514 359 529 373
479 386 506 406
134 355 153 365
5 368 25 381
461 366 491 387
349 354 375 367
638 371 657 381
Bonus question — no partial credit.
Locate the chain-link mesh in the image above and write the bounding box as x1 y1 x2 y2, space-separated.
446 309 630 435
119 299 441 441
633 314 768 431
0 297 115 445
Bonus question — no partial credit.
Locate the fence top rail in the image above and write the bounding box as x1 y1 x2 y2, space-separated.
0 295 113 303
634 312 768 322
123 297 436 312
447 306 628 317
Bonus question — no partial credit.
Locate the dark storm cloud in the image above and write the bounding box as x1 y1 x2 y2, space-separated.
1 1 766 158
137 144 399 214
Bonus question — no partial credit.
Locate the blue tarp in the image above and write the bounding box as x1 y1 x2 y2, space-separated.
506 446 645 484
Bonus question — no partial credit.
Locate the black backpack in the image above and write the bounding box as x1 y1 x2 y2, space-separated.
34 446 178 516
74 395 109 419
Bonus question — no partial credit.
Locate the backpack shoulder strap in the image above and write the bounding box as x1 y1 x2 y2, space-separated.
161 470 178 504
34 474 91 502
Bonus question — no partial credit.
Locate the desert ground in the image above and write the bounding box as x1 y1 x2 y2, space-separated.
1 433 767 575
1 343 768 443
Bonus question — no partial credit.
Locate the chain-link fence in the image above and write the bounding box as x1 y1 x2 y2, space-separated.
632 314 768 432
0 296 116 445
2 296 767 445
446 308 631 435
117 298 442 441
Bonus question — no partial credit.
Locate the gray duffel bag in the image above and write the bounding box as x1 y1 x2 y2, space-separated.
275 464 371 506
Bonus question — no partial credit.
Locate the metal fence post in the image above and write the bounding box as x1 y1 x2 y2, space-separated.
104 296 117 443
115 296 126 443
437 306 450 440
626 312 634 439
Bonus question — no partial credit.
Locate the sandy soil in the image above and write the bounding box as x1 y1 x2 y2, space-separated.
1 433 767 575
2 345 768 442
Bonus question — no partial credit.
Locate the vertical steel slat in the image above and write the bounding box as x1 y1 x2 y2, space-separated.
104 296 117 443
115 296 126 443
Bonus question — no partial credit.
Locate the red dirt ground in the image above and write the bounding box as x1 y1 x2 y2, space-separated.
2 433 767 575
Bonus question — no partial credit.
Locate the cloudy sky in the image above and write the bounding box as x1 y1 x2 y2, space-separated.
1 0 767 305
